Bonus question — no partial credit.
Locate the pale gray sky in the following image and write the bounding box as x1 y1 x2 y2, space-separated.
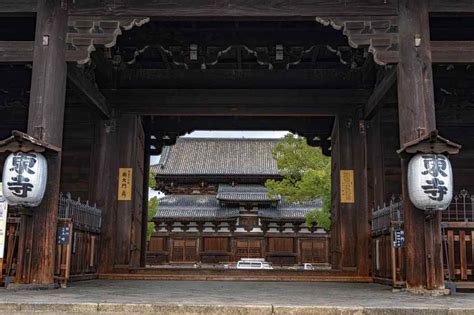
149 130 289 199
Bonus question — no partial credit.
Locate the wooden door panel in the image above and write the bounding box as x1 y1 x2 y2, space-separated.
236 239 262 260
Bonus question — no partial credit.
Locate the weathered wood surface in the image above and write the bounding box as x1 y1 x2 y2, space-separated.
0 41 34 63
141 122 151 267
23 0 68 285
397 0 444 290
0 0 36 12
3 41 474 65
105 89 368 116
94 120 119 274
365 67 397 119
115 115 145 269
67 66 111 119
354 109 370 277
331 115 358 271
60 101 101 201
1 0 473 15
67 0 398 17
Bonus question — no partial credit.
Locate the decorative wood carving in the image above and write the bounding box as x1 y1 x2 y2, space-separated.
316 16 399 65
119 44 361 70
66 17 150 64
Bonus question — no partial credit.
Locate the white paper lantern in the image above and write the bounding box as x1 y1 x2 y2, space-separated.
408 153 453 211
2 152 48 207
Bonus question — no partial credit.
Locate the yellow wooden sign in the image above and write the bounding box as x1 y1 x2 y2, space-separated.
118 168 133 201
340 170 355 203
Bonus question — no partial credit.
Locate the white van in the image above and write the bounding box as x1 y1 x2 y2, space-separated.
236 258 273 270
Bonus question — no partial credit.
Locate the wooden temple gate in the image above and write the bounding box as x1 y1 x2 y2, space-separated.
0 0 473 293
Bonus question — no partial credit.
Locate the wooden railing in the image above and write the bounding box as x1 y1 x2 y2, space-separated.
442 190 474 282
55 193 102 286
371 190 474 287
58 193 102 233
371 196 405 287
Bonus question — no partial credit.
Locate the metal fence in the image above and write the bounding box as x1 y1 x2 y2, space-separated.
442 189 474 223
58 193 102 233
371 196 404 235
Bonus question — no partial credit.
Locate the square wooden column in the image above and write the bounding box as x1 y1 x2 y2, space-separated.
140 121 151 267
337 116 357 271
93 120 118 274
114 115 145 270
20 0 67 285
331 115 369 275
397 0 444 291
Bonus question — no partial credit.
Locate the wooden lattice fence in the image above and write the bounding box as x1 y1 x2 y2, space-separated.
55 193 102 285
442 189 474 282
371 196 405 287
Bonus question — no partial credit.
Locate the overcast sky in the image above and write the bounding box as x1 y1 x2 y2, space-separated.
149 130 289 199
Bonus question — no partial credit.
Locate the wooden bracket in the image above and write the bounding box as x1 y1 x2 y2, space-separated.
316 16 399 65
66 16 150 64
0 130 61 154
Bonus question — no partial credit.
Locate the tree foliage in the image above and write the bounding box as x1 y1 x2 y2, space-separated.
147 196 159 241
147 171 159 241
149 171 157 190
265 134 332 231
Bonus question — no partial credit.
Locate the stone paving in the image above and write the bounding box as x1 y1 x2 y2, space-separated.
0 280 474 314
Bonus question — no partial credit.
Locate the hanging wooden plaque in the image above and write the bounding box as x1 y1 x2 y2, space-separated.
118 168 133 201
340 170 355 203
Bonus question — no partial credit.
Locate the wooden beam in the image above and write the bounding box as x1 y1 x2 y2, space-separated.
429 1 474 13
0 41 94 63
148 116 335 136
0 41 34 63
431 41 474 64
364 67 397 120
67 66 112 119
0 1 36 13
1 41 473 65
68 1 397 17
103 89 368 116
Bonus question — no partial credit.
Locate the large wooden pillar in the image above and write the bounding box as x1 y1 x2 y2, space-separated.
331 116 357 271
18 0 68 285
94 120 118 274
140 121 151 267
353 110 370 277
397 0 444 290
331 113 370 276
115 115 145 269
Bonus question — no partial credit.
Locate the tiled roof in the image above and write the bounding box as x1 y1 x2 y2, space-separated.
153 195 240 219
216 184 280 202
152 195 321 220
259 199 322 219
151 138 280 176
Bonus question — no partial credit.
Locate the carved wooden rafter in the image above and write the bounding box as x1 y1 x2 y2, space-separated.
120 44 362 69
66 16 150 65
316 16 399 66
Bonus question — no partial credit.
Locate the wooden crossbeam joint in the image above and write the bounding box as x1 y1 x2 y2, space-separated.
364 67 397 119
67 66 112 119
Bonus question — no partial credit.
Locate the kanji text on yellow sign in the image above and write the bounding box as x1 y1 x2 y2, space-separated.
118 168 133 201
340 170 355 203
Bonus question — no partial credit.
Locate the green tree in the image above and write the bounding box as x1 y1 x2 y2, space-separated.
147 196 159 240
149 171 157 190
147 171 159 241
265 134 332 231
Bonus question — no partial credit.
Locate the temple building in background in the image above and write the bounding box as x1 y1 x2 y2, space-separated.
148 138 329 266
